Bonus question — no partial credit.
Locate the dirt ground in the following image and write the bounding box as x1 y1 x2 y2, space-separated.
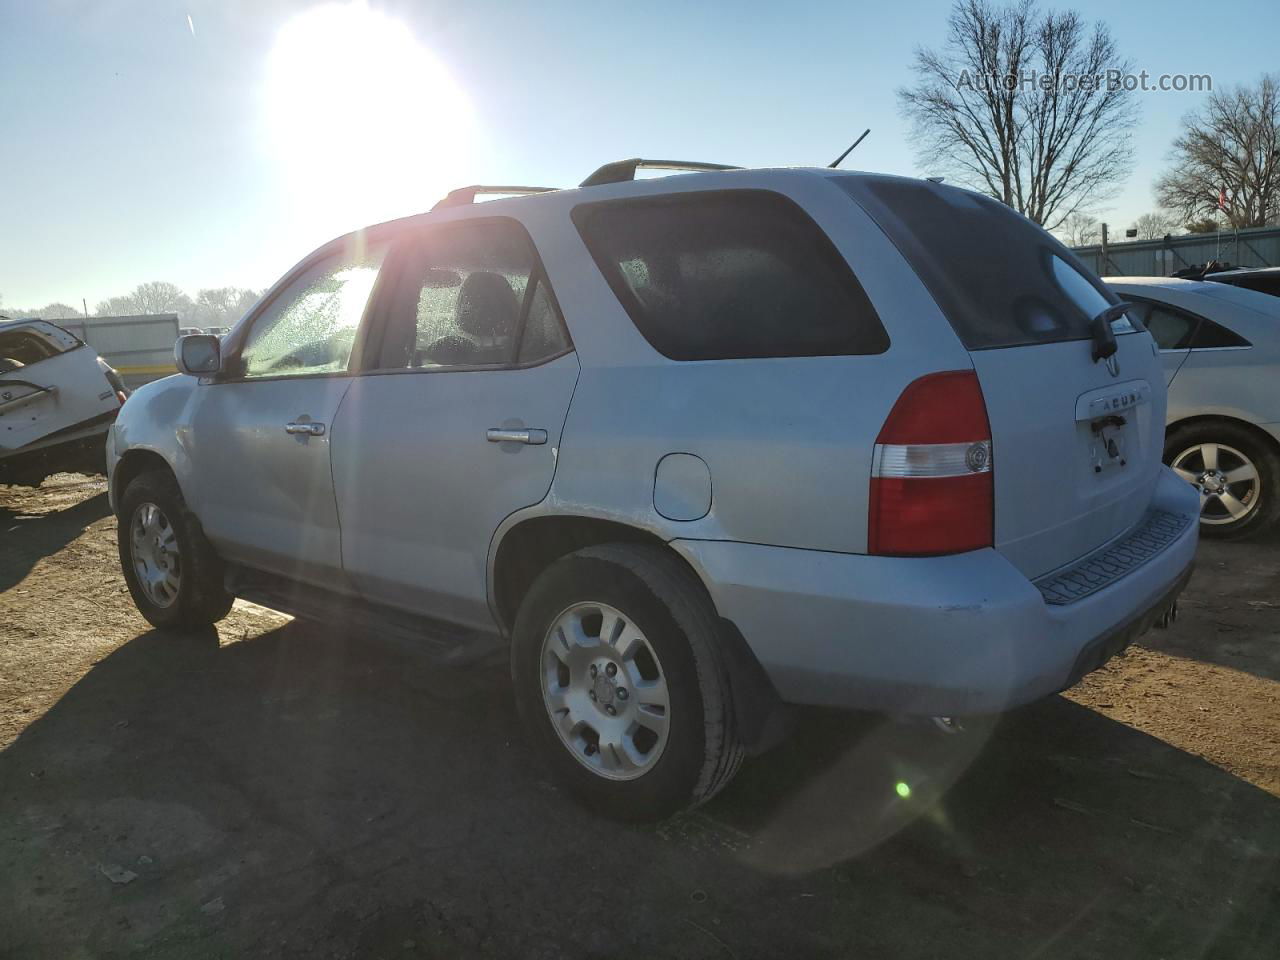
1 474 1277 959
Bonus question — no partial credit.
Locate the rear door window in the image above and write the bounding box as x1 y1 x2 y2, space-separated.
376 218 571 370
838 176 1128 350
572 190 888 360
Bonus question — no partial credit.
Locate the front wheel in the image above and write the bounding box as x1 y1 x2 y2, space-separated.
1166 422 1280 539
118 470 234 629
510 544 743 821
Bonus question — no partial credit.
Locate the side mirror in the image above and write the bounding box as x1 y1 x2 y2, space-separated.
175 334 221 376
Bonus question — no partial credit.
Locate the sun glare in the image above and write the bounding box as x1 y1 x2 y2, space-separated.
263 3 474 230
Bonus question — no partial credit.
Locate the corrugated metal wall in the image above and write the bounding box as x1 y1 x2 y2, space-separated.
1072 225 1280 277
57 314 179 389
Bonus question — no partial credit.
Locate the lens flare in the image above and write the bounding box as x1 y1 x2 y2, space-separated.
895 781 912 799
263 3 475 231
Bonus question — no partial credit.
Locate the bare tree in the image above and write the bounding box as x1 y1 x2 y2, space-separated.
1133 211 1180 240
1156 74 1280 229
0 302 84 320
192 287 260 329
898 0 1138 230
96 281 194 320
1059 210 1100 245
132 281 193 317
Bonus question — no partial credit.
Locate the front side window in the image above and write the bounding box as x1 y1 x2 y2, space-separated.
382 220 570 370
239 240 387 379
572 190 888 360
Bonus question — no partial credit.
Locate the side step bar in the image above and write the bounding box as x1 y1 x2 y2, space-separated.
225 565 506 667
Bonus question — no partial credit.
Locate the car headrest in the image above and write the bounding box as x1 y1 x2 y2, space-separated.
456 272 518 338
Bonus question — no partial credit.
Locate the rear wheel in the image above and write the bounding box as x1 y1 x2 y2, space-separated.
510 544 743 821
1166 421 1280 539
118 470 234 628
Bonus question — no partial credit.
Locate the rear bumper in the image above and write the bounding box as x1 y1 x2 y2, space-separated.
672 466 1199 716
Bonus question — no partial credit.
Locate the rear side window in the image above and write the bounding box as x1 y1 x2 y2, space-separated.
1190 317 1250 348
572 190 888 360
838 176 1126 350
1126 296 1250 350
1131 299 1198 350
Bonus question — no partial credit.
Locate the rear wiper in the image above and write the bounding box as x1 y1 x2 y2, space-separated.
1089 302 1142 362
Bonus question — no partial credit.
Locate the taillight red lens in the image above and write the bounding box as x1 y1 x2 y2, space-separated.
868 371 994 556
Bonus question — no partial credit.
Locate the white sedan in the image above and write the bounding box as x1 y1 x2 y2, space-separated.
1106 277 1280 538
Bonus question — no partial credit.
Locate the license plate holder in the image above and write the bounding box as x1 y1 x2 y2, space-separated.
1089 414 1130 473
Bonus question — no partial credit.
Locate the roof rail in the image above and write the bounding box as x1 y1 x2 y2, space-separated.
580 158 741 188
431 185 558 212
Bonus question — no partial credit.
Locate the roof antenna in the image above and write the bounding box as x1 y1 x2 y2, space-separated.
828 129 870 169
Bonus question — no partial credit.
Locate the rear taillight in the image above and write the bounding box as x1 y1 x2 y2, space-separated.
868 371 993 556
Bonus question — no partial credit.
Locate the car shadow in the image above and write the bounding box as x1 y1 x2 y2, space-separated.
0 620 1276 959
1137 538 1280 682
0 489 111 593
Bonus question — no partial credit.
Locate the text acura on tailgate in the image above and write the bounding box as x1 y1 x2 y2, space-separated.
107 164 1198 819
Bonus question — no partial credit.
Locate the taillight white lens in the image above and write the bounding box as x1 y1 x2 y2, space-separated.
868 372 994 556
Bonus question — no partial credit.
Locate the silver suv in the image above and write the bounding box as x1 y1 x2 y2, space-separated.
107 162 1199 819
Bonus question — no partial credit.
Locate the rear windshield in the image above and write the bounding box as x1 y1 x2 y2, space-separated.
572 190 889 360
838 175 1124 350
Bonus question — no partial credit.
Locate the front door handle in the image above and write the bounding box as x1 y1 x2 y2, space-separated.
285 421 326 437
486 427 547 445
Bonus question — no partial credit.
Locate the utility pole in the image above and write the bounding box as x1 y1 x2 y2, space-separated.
82 297 89 318
1100 222 1109 276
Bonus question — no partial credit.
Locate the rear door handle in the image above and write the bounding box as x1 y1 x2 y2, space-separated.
486 428 547 445
285 421 326 436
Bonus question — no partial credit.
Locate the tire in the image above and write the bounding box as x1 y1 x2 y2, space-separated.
1165 421 1280 540
117 470 234 629
510 543 743 821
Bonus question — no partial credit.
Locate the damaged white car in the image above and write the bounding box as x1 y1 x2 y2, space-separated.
0 317 128 486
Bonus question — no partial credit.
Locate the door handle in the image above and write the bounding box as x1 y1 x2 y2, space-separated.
486 427 547 445
285 421 326 436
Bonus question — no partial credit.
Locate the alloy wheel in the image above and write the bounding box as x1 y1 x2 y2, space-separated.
130 501 181 607
540 602 671 780
1171 442 1261 526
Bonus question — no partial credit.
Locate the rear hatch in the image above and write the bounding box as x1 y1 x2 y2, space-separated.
841 176 1164 579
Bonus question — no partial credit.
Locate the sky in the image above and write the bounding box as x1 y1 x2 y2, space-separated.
1 0 1275 310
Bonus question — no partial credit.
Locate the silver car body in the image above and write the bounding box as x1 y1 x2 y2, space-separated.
107 169 1199 716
